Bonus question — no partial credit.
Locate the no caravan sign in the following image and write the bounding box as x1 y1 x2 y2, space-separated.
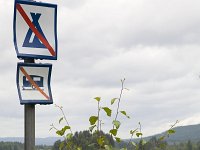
16 63 53 104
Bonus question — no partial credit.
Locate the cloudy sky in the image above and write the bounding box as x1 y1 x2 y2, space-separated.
1 0 200 139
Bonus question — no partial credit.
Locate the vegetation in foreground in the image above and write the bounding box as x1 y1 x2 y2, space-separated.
50 79 178 150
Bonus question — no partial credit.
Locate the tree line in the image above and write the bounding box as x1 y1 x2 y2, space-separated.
51 133 200 150
0 142 51 150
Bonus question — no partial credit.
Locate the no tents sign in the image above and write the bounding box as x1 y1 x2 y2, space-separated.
13 0 58 60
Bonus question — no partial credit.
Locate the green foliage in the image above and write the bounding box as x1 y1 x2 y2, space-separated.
59 141 65 150
130 129 138 135
89 125 96 132
56 126 71 136
136 132 143 138
167 129 175 134
89 116 98 125
110 129 118 136
51 79 178 150
66 133 73 140
111 98 118 105
113 120 121 129
59 117 64 124
115 137 121 143
102 107 112 117
52 130 114 150
120 111 130 119
94 97 101 102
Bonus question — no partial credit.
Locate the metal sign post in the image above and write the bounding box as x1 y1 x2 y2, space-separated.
24 58 35 150
25 104 35 150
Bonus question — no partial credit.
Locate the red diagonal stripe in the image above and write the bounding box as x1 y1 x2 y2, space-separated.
20 67 50 100
16 3 56 56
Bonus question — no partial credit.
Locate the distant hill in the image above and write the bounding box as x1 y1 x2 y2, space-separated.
2 124 200 145
144 124 200 143
0 137 62 146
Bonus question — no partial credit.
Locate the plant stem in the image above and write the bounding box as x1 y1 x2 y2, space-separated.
100 120 102 131
97 101 100 132
114 78 125 124
56 104 73 134
139 122 142 140
127 133 134 148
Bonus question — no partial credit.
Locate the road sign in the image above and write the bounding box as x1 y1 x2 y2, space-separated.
13 0 57 60
16 63 53 104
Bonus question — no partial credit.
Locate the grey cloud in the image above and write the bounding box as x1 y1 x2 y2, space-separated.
55 0 200 49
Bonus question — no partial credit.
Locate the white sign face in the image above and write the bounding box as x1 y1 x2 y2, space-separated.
14 0 57 60
16 63 53 104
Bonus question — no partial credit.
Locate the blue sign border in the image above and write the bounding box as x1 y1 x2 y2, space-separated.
13 0 58 60
16 63 53 105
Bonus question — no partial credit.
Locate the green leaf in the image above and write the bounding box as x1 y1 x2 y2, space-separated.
110 129 118 136
56 130 62 136
113 120 121 129
94 97 101 102
120 111 130 118
59 117 64 124
89 125 96 132
120 148 127 150
136 132 142 137
97 136 105 146
115 137 121 143
102 107 112 117
111 98 118 105
56 126 71 136
159 136 165 141
59 141 65 150
66 133 73 140
130 129 138 135
168 129 175 134
89 116 98 125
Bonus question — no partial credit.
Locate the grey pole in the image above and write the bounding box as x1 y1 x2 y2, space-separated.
24 104 35 150
24 58 35 150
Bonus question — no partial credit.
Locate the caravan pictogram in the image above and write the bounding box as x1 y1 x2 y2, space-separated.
22 75 44 90
13 0 57 60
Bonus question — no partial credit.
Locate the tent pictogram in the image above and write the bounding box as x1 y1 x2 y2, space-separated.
23 13 47 49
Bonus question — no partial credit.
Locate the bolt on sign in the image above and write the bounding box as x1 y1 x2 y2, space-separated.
13 0 58 60
16 63 53 104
